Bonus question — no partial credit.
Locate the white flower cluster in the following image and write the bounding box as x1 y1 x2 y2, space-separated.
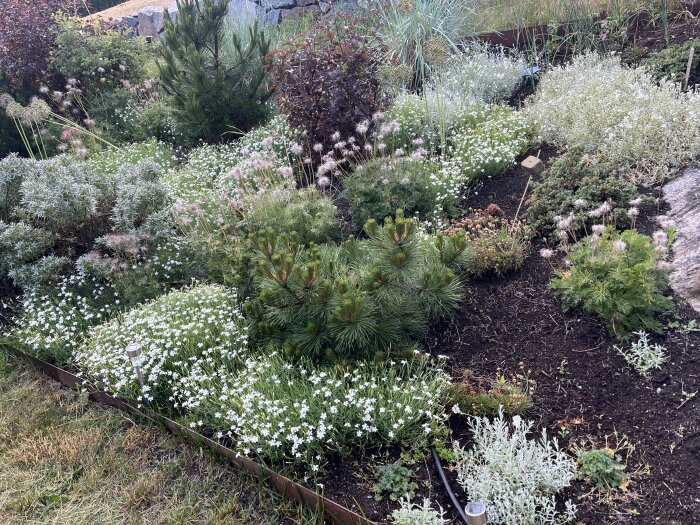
436 46 526 106
454 410 577 525
391 498 449 525
526 52 700 185
615 331 668 378
75 284 248 405
435 107 530 222
174 355 448 471
11 273 120 364
88 140 175 175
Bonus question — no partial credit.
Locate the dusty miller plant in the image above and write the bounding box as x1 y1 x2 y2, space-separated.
614 330 668 377
453 409 577 525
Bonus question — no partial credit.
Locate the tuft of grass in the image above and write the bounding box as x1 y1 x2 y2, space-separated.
0 354 321 525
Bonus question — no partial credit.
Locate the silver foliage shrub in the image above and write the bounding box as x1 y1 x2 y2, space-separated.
9 255 71 291
436 46 526 106
0 221 53 278
526 53 700 185
391 498 449 525
453 410 577 525
0 153 25 220
20 155 99 231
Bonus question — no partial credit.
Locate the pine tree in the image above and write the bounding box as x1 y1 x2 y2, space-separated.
158 0 273 143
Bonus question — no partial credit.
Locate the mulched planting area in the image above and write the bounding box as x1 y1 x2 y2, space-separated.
316 155 700 524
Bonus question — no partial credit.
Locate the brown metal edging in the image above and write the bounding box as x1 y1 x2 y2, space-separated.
4 347 380 525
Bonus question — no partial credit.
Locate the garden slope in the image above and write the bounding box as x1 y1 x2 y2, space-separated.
87 0 173 19
425 160 700 524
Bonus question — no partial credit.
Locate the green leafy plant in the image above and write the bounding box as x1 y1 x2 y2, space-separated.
576 448 628 490
245 210 468 362
374 461 418 502
641 39 700 85
551 228 673 338
158 0 273 143
526 149 639 238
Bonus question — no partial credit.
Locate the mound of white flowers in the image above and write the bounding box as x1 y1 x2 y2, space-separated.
75 284 248 405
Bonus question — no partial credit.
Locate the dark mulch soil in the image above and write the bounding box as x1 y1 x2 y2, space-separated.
319 153 700 523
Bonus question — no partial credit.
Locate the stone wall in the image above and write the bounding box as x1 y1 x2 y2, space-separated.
114 0 357 38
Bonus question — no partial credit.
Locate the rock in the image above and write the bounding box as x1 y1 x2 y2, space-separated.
662 168 700 313
263 9 282 25
138 4 177 38
296 0 318 6
521 155 545 176
267 0 296 8
280 5 320 21
227 0 265 24
123 16 139 28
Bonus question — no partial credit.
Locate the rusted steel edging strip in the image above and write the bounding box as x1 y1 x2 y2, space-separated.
5 347 379 525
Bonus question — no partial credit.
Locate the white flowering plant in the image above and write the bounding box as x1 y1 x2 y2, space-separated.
174 353 448 471
10 273 121 365
453 409 578 525
435 106 531 222
526 52 700 186
435 45 526 107
75 284 248 406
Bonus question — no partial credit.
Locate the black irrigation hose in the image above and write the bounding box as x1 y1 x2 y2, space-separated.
430 445 470 525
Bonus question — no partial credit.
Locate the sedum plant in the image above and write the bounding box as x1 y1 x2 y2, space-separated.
374 461 417 502
551 228 673 338
245 210 468 362
75 284 248 406
453 410 577 525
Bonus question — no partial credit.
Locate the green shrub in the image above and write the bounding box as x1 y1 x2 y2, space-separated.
244 188 339 245
159 1 273 143
75 284 248 404
50 15 152 90
88 141 175 175
576 448 628 490
526 149 640 238
641 40 700 84
343 158 447 231
245 211 468 362
551 228 673 338
374 462 417 502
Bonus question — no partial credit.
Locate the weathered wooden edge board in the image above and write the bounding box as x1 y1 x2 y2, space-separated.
4 346 380 525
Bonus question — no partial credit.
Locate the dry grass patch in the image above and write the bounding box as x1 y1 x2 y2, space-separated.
0 352 321 525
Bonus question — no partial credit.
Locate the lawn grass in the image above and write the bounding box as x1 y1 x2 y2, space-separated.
0 352 320 525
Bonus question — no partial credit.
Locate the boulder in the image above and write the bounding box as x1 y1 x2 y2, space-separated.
662 168 700 313
263 9 282 25
138 4 177 38
267 0 296 8
227 0 265 24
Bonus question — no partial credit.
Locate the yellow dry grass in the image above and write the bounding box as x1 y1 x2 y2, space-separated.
85 0 175 20
0 353 321 525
